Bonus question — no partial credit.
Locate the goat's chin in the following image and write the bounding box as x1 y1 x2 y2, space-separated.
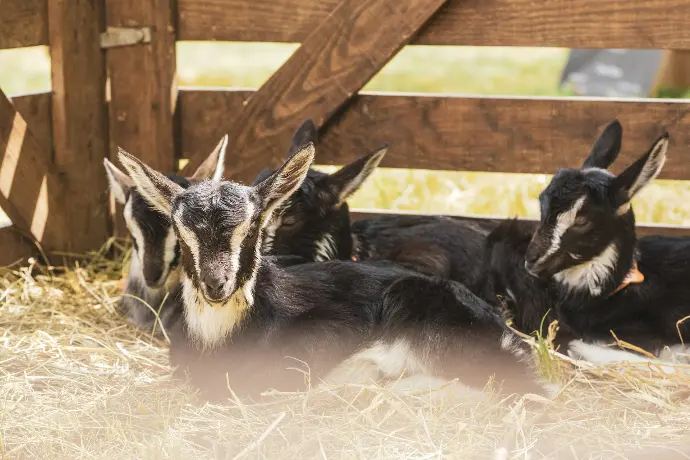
202 292 233 306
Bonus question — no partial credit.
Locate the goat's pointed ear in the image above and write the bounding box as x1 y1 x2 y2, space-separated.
612 133 668 207
581 120 623 169
188 134 228 182
255 143 315 224
321 144 387 207
103 158 133 204
287 119 318 158
117 147 184 215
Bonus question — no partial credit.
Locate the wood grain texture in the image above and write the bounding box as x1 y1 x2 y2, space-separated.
0 226 37 267
0 88 70 251
106 0 178 173
49 0 110 253
178 0 690 49
180 89 690 180
1 0 48 49
179 0 449 181
350 210 690 238
12 92 52 153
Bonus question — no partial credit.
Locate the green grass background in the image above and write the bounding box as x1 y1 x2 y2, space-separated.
1 43 689 229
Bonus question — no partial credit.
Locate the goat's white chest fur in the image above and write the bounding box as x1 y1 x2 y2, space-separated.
554 242 618 296
182 278 250 350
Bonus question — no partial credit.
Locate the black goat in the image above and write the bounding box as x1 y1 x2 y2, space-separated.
103 136 227 331
255 120 494 282
116 142 549 401
484 120 688 364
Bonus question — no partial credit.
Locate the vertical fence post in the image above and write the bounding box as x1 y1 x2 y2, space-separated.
48 0 110 254
105 0 178 173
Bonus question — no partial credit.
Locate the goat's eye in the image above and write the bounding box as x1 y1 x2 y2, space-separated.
281 215 299 228
573 216 590 228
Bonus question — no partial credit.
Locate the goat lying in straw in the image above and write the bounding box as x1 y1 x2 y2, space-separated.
116 141 553 402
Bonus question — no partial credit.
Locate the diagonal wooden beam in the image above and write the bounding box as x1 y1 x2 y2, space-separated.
180 0 449 182
0 88 71 252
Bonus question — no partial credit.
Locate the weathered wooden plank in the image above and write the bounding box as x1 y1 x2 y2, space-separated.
0 88 70 251
0 226 37 266
178 0 690 49
106 0 178 173
179 89 690 180
49 0 110 253
350 210 690 238
12 92 52 153
179 0 450 181
0 0 48 49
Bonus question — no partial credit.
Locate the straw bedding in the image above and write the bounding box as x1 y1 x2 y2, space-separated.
1 244 689 460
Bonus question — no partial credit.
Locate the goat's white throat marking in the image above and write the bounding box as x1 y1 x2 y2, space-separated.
554 242 619 296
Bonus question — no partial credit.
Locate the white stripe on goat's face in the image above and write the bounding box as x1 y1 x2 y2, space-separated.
534 195 587 268
124 198 146 268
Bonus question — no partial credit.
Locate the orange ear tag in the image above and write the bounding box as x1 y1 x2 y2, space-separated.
609 260 644 296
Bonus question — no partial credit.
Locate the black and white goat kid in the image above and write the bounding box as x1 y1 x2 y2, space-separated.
117 142 548 401
256 120 493 281
521 121 689 364
103 136 227 331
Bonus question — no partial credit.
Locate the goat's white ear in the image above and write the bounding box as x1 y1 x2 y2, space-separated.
286 119 318 158
255 143 315 224
322 144 387 207
117 147 184 215
188 134 228 182
581 120 623 170
613 133 668 206
103 158 133 204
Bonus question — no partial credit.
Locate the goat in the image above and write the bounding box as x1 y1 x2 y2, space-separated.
116 142 549 401
494 119 688 363
103 136 227 331
256 119 494 281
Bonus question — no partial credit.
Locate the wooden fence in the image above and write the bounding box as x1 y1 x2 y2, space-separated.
1 0 690 266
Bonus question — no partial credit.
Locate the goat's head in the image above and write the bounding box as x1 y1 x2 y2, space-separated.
117 142 315 307
254 119 387 261
524 120 669 290
104 136 228 288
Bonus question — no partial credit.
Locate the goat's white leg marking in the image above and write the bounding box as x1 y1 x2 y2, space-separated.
323 339 427 385
568 339 690 375
314 233 337 261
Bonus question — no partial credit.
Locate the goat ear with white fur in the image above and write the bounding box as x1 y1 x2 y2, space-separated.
188 134 228 182
612 133 669 206
117 147 184 216
103 158 133 204
581 119 623 170
255 143 315 224
322 144 388 207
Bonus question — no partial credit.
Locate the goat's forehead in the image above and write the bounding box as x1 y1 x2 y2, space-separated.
172 182 255 229
540 169 613 218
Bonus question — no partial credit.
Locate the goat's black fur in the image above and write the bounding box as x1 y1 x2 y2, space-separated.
119 143 546 402
481 121 687 358
255 119 495 283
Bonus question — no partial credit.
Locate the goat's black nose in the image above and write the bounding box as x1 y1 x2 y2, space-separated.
202 273 227 296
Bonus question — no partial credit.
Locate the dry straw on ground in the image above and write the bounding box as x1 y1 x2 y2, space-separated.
1 244 689 460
